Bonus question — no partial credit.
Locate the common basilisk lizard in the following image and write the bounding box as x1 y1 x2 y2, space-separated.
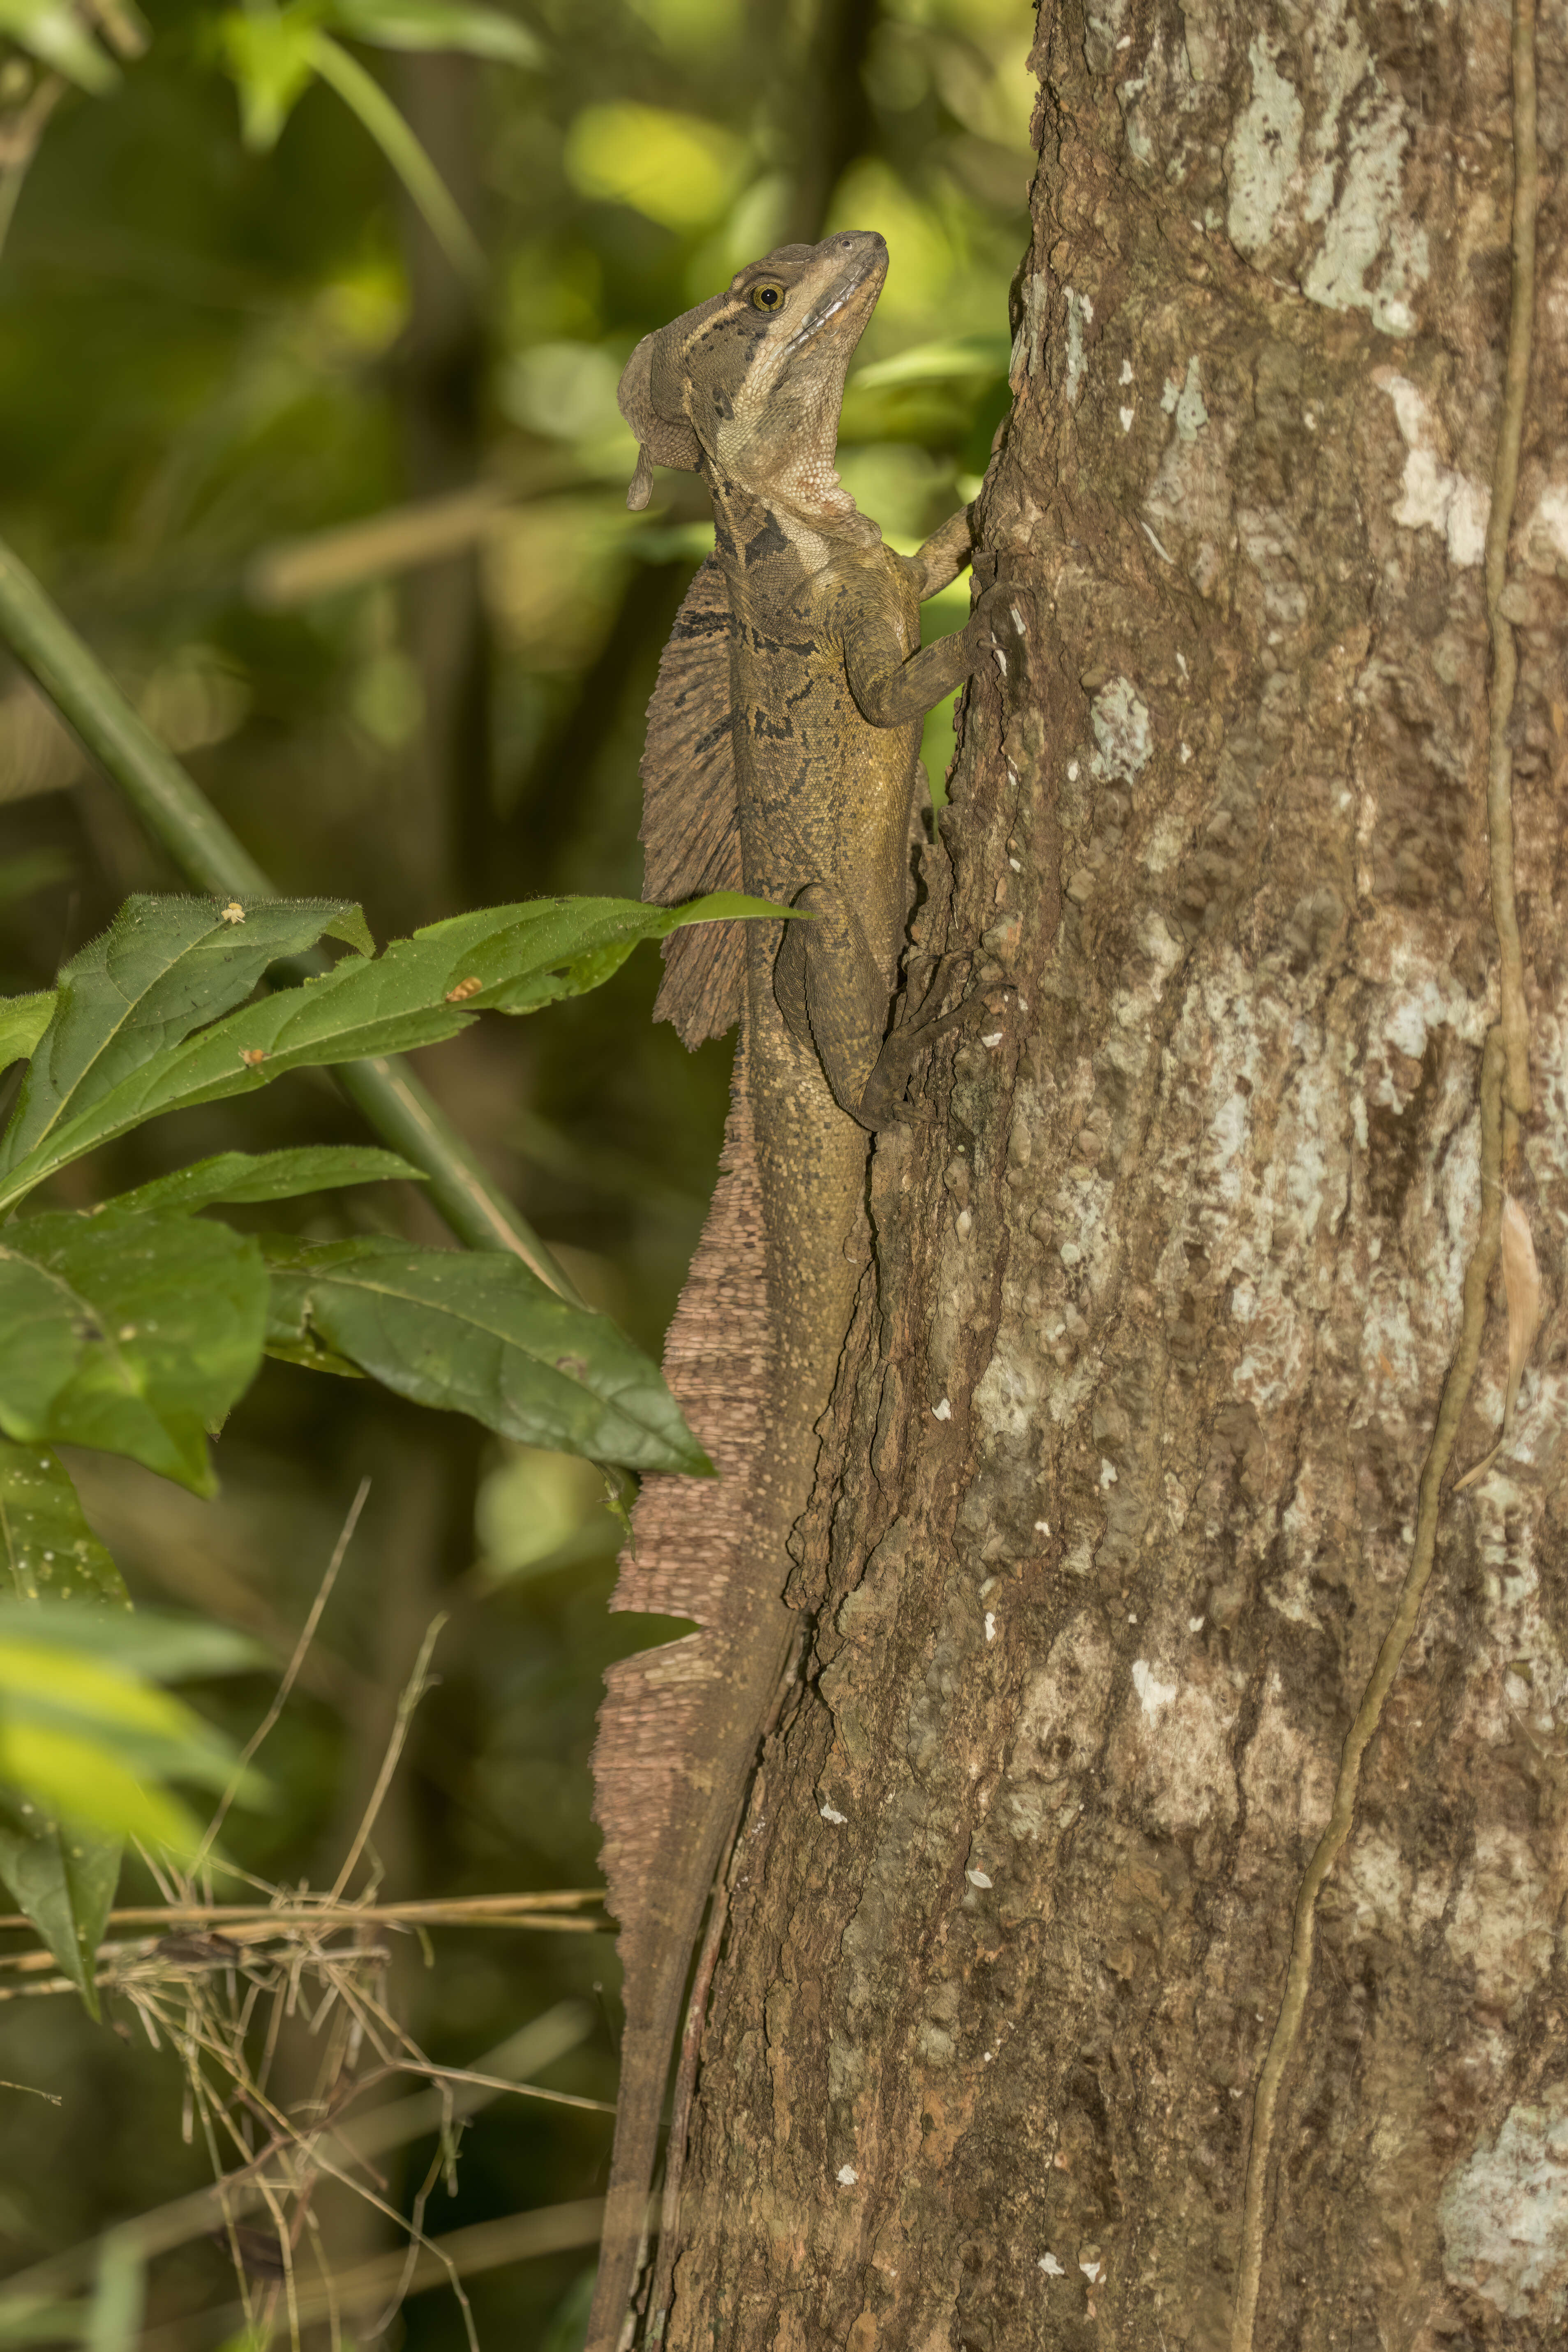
587 229 1020 2350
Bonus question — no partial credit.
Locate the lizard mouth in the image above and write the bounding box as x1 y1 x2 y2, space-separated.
778 245 887 361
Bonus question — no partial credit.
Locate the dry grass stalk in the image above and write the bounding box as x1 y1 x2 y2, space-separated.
0 1487 610 2347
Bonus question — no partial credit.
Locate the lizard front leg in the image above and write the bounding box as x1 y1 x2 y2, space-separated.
836 574 1019 728
835 578 1032 1125
908 504 975 596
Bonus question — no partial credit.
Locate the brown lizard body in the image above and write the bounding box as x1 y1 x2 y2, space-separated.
586 231 1016 2350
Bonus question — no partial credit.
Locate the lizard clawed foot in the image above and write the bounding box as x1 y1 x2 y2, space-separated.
859 963 1016 1130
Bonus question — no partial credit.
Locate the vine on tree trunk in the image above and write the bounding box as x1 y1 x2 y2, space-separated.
1231 4 1540 2344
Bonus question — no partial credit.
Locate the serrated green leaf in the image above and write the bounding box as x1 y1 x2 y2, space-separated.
0 1441 128 2012
263 1234 713 1474
327 0 541 61
0 0 120 91
215 1 323 150
0 891 786 1213
319 903 376 955
0 992 55 1077
413 889 796 1018
98 1145 424 1220
0 893 369 1182
0 1213 269 1495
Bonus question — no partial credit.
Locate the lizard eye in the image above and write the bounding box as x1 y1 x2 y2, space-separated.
749 282 786 312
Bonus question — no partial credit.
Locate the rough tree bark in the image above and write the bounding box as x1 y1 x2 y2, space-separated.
654 0 1567 2344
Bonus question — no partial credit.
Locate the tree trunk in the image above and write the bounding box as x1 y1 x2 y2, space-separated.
658 0 1566 2343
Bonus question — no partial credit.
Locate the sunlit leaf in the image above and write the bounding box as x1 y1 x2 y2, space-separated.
0 1596 267 1909
0 0 120 91
0 992 54 1077
563 103 745 232
0 893 371 1182
216 0 323 151
476 1442 614 1582
849 333 1011 392
0 1442 129 2012
0 1708 217 1853
327 0 542 63
3 1596 264 1680
263 1233 714 1474
98 1144 424 1220
0 1212 269 1495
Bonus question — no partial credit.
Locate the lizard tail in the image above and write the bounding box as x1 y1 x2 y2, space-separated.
586 1067 792 2352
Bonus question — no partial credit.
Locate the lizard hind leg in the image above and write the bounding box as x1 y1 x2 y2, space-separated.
858 955 1017 1131
772 879 893 1126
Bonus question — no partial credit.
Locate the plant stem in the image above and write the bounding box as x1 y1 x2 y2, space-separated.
0 538 584 1304
309 34 487 291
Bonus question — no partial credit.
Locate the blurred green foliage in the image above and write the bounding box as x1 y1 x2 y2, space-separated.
0 1 1032 2343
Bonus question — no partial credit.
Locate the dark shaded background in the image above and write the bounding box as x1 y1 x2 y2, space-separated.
0 3 1032 2342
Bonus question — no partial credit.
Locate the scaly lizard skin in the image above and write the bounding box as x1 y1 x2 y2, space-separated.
587 230 1019 2352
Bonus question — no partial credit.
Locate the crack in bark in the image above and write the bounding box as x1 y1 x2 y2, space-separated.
1230 4 1540 2341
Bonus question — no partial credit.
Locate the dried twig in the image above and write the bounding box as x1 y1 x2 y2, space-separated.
329 1614 446 1901
194 1480 371 1871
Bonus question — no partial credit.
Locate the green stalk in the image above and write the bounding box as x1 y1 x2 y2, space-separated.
308 34 487 291
0 538 584 1305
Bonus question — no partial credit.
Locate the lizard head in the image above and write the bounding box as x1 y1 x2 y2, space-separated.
618 230 887 516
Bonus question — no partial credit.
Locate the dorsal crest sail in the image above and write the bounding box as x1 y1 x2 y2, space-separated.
639 554 743 1047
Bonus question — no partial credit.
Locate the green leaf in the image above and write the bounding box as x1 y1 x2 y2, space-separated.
98 1144 424 1220
849 333 1011 391
0 892 370 1182
0 1581 268 1943
263 1330 367 1377
0 1636 256 1854
540 2267 596 2352
215 0 324 150
0 1643 235 1791
326 0 542 62
0 992 55 1077
0 0 120 91
0 891 785 1214
263 1234 713 1474
0 1440 124 1609
0 1790 120 2013
1 1598 264 1680
0 1441 127 2013
0 1212 269 1495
